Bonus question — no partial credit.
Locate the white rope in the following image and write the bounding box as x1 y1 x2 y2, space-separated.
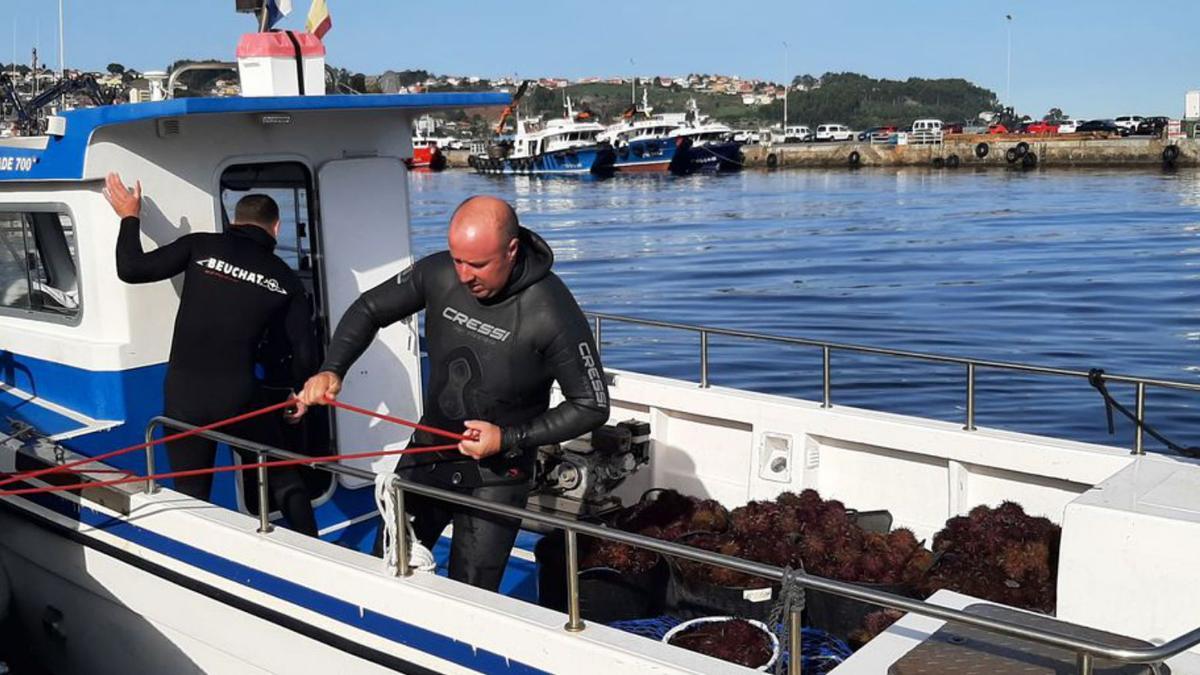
374 472 436 574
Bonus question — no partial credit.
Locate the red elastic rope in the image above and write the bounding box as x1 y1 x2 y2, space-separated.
0 442 461 498
0 399 296 488
325 397 473 442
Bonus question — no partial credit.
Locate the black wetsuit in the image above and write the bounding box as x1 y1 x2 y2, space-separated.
322 227 609 589
116 216 318 536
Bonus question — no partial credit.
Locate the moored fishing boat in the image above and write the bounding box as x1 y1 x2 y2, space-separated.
599 91 686 173
471 86 615 176
669 99 744 173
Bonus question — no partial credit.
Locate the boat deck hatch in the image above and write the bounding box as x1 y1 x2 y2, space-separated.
889 604 1164 675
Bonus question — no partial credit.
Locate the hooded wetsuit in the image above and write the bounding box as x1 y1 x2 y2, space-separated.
116 216 318 536
320 226 609 589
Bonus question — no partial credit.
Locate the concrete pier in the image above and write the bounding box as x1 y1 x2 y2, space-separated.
743 135 1199 169
443 137 1198 171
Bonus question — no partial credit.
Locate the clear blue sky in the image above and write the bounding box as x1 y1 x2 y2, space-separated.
13 0 1200 119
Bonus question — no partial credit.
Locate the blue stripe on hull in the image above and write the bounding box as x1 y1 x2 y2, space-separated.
0 356 380 550
474 145 616 176
16 489 550 673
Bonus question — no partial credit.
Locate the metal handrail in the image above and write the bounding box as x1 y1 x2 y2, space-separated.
586 311 1200 454
141 416 1199 674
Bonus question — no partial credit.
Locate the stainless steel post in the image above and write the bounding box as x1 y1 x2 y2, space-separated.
1078 651 1094 675
593 316 602 360
394 482 411 577
564 529 585 632
788 608 803 675
143 425 158 494
700 331 710 388
256 453 273 534
1135 382 1146 455
965 362 977 431
822 345 832 408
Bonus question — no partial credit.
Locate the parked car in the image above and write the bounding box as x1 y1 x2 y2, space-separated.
1114 116 1143 134
783 125 814 142
857 125 896 141
1056 120 1080 133
1021 121 1059 134
987 123 1010 134
815 124 854 142
1134 116 1170 136
1076 119 1122 135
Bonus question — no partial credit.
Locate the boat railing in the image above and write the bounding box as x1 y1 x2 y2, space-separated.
165 62 238 100
141 414 1200 675
586 311 1200 455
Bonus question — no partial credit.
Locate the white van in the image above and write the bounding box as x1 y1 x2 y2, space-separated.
815 124 853 142
784 125 813 142
911 119 943 133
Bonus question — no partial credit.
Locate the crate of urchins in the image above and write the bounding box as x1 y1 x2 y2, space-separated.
916 501 1061 614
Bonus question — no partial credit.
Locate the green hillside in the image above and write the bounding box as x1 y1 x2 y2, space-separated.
518 73 998 129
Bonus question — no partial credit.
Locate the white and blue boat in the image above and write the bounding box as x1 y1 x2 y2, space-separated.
668 100 744 173
472 97 615 176
5 28 1200 675
599 92 686 173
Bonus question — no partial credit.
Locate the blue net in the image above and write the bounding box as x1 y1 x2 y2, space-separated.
608 616 852 674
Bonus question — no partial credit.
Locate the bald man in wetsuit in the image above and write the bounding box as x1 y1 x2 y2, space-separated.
298 196 609 590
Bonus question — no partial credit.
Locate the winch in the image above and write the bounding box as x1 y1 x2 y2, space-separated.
527 419 651 521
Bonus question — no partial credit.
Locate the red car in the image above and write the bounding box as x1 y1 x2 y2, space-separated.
987 123 1009 134
1021 121 1059 134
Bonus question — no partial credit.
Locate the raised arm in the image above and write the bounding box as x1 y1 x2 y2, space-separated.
104 172 194 283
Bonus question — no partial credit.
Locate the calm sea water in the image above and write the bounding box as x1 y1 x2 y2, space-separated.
405 168 1200 451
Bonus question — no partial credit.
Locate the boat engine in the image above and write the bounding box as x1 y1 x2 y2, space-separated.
528 420 651 521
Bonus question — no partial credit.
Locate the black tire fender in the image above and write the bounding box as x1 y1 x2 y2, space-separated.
1163 145 1181 163
848 150 861 166
946 154 960 168
975 142 989 158
1022 151 1038 168
1015 141 1030 157
766 152 778 168
1005 148 1020 163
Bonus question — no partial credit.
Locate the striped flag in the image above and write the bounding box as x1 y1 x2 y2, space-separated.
307 0 332 38
264 0 293 30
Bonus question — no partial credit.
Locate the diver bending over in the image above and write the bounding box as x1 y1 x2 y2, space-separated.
299 195 609 590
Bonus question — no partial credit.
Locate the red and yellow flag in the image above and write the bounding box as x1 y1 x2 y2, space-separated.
306 0 331 38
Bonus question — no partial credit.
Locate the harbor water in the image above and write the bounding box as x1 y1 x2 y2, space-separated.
408 168 1200 452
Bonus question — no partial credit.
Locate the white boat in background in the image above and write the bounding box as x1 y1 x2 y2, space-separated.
472 93 616 176
668 99 745 172
598 90 686 172
3 16 1200 675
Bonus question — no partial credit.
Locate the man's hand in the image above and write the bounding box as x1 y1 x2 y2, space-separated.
299 371 343 407
283 398 307 424
459 420 502 460
102 172 141 219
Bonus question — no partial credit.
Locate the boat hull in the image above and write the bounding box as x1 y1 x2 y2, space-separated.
613 137 679 172
674 140 744 173
471 144 615 176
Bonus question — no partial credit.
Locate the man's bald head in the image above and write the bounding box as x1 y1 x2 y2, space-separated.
450 195 519 243
447 196 521 299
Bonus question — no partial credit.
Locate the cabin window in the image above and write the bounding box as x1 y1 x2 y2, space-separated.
0 210 79 319
217 161 333 508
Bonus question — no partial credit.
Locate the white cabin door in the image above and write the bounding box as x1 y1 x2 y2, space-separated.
317 158 422 486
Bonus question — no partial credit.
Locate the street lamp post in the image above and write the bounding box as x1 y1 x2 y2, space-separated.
629 57 636 106
1005 14 1012 111
782 41 789 135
